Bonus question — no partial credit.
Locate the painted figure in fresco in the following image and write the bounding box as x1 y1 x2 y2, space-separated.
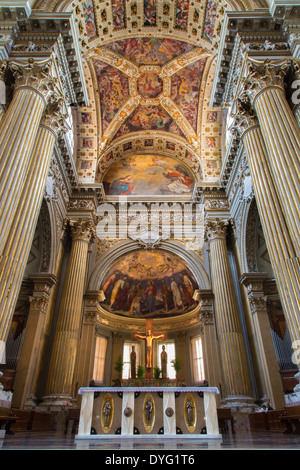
180 273 196 307
144 0 156 26
83 0 97 38
130 345 136 379
110 176 134 195
170 277 184 309
144 280 157 313
163 167 194 194
111 0 126 29
110 276 125 309
161 345 168 379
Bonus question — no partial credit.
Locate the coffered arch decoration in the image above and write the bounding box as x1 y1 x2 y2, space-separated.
96 133 203 183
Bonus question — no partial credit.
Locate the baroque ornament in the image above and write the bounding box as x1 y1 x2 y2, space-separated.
243 59 289 104
204 218 229 243
10 57 58 105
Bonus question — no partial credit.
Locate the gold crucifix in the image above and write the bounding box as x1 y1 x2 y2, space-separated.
133 319 166 369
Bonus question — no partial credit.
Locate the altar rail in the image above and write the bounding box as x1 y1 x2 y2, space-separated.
76 387 221 440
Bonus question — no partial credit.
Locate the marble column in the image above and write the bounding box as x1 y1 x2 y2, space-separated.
240 273 285 410
43 219 95 406
233 98 300 347
244 58 300 256
11 274 57 410
0 97 65 364
205 219 253 406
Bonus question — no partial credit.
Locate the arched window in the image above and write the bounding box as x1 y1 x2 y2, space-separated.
191 335 205 384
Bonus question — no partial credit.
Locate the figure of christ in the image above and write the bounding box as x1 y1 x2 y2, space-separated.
133 327 166 369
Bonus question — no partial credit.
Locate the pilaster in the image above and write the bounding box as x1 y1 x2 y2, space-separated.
11 274 57 410
76 291 104 396
241 273 285 410
198 290 221 397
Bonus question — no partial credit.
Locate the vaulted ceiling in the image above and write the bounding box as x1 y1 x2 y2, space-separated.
33 0 267 190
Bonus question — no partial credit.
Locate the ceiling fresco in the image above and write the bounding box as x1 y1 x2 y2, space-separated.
102 154 195 197
38 0 266 185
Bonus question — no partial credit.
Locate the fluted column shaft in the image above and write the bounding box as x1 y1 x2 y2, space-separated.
0 58 56 254
241 123 300 346
245 60 300 256
205 220 252 401
45 220 95 400
0 124 57 363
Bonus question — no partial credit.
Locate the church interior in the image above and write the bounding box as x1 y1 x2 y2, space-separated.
0 0 300 450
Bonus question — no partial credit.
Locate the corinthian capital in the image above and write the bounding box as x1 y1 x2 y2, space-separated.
69 219 95 244
231 94 259 137
10 57 58 105
243 59 289 104
204 218 229 243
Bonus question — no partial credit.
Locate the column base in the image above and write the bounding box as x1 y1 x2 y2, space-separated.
39 394 77 411
220 395 258 413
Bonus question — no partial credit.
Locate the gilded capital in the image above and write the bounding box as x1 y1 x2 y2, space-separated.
10 57 58 105
204 218 229 243
69 219 95 244
243 59 289 104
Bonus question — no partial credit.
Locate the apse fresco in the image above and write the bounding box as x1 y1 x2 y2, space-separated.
102 154 194 196
114 105 185 139
82 0 97 39
93 60 130 133
171 59 206 132
105 38 195 65
203 0 217 42
100 249 198 318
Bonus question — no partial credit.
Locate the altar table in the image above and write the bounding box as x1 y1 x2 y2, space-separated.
76 386 221 440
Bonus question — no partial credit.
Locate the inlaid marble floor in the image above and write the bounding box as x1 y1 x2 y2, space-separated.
1 431 300 451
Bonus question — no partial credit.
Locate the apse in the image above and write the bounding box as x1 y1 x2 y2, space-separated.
100 248 199 318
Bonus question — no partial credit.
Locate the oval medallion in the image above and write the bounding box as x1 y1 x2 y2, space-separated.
184 393 197 433
101 394 114 433
143 393 155 433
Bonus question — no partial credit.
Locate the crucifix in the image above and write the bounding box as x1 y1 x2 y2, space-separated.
133 319 166 371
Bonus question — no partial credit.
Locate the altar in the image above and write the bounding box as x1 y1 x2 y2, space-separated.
75 386 221 440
